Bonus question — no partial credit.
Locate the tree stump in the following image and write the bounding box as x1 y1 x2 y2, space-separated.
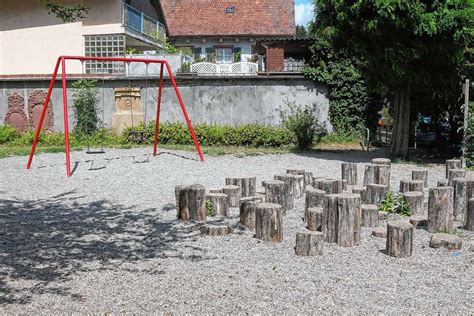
265 180 292 213
222 185 240 207
446 159 462 178
364 163 390 186
341 179 348 191
307 207 323 231
361 204 379 227
448 169 466 187
366 184 389 205
313 177 328 190
467 198 474 231
177 184 206 222
399 180 411 193
323 193 361 247
372 228 387 238
255 203 283 242
412 169 428 188
201 223 233 236
363 164 376 186
352 187 367 204
295 230 324 256
402 191 424 215
428 187 454 233
274 174 298 199
429 233 462 250
175 184 187 218
239 196 263 230
321 179 343 194
206 193 229 217
294 175 306 198
225 176 257 197
437 180 448 187
341 162 358 185
305 188 325 220
287 169 313 187
409 215 428 228
453 178 469 221
408 180 424 193
208 188 223 194
386 220 414 258
372 158 391 166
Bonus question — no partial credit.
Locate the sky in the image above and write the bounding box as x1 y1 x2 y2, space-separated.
295 0 315 26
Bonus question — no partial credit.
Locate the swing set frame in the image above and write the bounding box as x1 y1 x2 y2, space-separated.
26 56 204 177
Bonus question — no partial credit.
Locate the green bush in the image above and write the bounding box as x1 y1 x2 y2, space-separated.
0 125 20 144
320 130 361 144
379 191 412 216
280 101 324 149
72 79 100 135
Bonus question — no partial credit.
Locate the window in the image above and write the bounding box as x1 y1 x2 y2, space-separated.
215 47 233 64
233 47 242 62
193 47 202 60
84 34 125 74
225 6 234 13
205 47 215 62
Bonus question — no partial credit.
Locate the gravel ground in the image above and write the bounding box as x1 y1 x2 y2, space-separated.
0 148 473 313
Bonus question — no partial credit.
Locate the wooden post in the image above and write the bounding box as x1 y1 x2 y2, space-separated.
448 169 466 187
293 175 305 198
177 184 206 222
225 176 257 197
206 193 229 217
408 180 424 193
372 158 391 166
321 179 343 194
287 169 313 187
412 169 428 188
386 220 414 258
445 159 462 178
399 180 410 193
364 163 390 186
274 174 298 199
322 194 338 243
175 184 187 218
239 196 263 230
222 185 240 207
255 203 283 242
352 187 367 203
305 188 325 220
201 223 233 236
437 180 449 187
295 231 324 256
453 178 469 221
361 204 379 227
366 184 389 205
265 179 293 213
322 193 361 246
428 187 454 233
313 177 328 190
208 188 223 193
467 198 474 231
341 162 358 185
306 207 323 231
402 191 424 215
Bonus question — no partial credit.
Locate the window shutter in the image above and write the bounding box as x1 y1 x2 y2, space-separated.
233 47 242 62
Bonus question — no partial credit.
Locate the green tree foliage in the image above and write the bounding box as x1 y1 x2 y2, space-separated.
41 0 89 22
296 25 308 38
72 79 100 136
313 0 474 159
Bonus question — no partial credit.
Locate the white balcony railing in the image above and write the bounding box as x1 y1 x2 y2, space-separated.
190 62 258 76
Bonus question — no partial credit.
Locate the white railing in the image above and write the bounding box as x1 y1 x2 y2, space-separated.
190 62 258 76
125 53 184 76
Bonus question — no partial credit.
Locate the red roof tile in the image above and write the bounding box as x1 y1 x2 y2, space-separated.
160 0 296 37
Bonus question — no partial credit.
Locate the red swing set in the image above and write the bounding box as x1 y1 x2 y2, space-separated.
26 56 204 177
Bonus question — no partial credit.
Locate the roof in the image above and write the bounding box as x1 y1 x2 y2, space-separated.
159 0 296 38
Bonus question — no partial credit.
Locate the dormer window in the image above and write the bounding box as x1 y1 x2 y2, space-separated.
225 6 234 14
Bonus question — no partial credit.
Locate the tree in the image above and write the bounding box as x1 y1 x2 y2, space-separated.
314 0 474 159
42 0 89 22
296 25 308 38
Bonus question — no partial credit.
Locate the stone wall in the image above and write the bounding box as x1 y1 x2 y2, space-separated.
0 76 331 132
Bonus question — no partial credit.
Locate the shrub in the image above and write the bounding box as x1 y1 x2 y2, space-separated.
0 125 20 144
379 191 412 216
72 79 100 135
280 101 324 149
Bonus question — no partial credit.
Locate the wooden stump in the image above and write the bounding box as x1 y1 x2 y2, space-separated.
409 215 428 228
363 163 390 186
255 203 283 242
446 159 462 178
386 220 414 258
372 158 391 166
175 184 187 218
361 204 379 227
274 174 298 199
402 191 424 215
372 228 387 238
363 164 376 186
208 188 223 193
323 193 361 247
287 169 313 187
313 177 327 190
206 193 229 217
306 207 323 231
177 184 206 222
437 180 448 187
201 223 233 236
448 169 466 187
453 178 469 221
428 187 454 233
467 198 474 231
321 179 343 194
294 175 305 198
239 196 263 230
222 185 240 207
429 233 462 250
352 187 367 204
366 184 389 205
408 180 424 193
399 180 411 193
341 179 348 191
295 230 324 256
265 180 293 213
225 176 257 198
305 188 325 220
412 169 428 188
341 162 358 185
304 171 314 187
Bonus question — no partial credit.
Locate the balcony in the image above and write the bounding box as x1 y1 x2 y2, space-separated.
123 2 166 46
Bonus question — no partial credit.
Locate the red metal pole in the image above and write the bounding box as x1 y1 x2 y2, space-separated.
164 62 204 161
27 57 62 170
61 57 72 177
153 63 164 156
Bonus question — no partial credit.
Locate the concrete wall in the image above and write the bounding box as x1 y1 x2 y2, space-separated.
0 76 331 131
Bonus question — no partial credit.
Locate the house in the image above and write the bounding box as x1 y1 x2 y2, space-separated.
0 0 167 75
159 0 296 72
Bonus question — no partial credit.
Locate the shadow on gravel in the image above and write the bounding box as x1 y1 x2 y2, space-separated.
0 192 204 305
290 148 390 163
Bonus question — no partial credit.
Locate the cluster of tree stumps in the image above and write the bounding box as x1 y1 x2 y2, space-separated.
174 157 472 257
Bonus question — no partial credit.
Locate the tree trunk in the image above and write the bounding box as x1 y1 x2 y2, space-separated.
386 220 414 258
341 162 358 185
239 197 263 230
222 185 240 207
178 184 206 222
390 86 411 160
306 207 324 231
428 187 454 233
255 203 283 242
295 231 324 256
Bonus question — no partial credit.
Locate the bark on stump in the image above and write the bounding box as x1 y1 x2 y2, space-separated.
178 184 206 222
341 162 358 185
352 187 367 204
371 158 391 166
201 224 233 236
467 198 474 231
437 180 449 187
222 185 240 207
294 175 305 198
453 178 469 221
386 220 414 258
239 196 263 230
295 230 324 256
305 188 325 220
306 207 323 231
448 169 466 187
206 193 229 217
429 233 462 250
225 177 257 198
274 174 298 199
265 180 293 213
428 187 454 233
361 204 379 227
286 169 313 186
402 191 424 215
208 188 223 193
175 184 187 218
363 164 391 186
408 180 424 193
412 169 428 188
321 179 343 194
366 184 389 205
323 193 361 247
313 177 327 190
372 228 387 238
255 203 283 242
399 180 411 193
409 215 428 228
446 159 462 178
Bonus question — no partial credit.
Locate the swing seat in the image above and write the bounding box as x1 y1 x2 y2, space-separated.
129 130 148 144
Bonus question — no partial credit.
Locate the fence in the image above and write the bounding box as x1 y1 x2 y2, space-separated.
123 2 166 44
126 54 184 76
190 62 258 76
284 58 306 72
